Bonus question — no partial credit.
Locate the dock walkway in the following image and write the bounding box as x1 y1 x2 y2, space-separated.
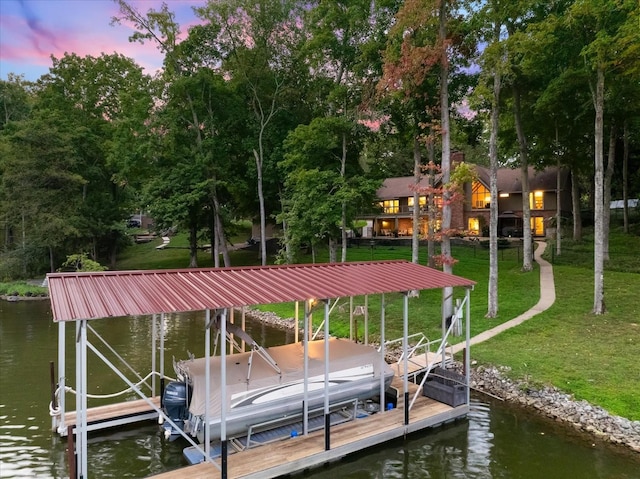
150 378 464 479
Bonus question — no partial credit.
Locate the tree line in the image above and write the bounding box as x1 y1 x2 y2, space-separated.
1 0 638 317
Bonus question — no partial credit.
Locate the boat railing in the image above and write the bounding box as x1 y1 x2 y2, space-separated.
236 397 361 451
381 333 452 381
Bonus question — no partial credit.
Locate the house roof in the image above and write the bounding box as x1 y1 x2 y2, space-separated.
376 176 435 200
47 260 476 322
377 166 568 199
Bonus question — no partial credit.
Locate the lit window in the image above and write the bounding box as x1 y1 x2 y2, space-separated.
381 199 399 214
471 181 490 209
529 191 544 210
407 196 426 207
468 218 480 235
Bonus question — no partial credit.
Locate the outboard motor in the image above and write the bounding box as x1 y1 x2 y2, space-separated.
162 381 191 440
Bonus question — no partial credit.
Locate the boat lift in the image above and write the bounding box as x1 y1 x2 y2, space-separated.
47 261 475 479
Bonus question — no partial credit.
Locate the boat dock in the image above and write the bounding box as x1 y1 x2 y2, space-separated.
149 377 466 479
47 261 475 478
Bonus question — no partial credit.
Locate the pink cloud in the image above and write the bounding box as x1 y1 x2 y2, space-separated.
0 0 206 80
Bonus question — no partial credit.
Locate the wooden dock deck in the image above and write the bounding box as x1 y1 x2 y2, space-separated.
149 378 467 479
392 351 453 381
58 396 160 435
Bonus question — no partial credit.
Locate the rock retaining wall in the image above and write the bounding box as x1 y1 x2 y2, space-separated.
463 364 640 454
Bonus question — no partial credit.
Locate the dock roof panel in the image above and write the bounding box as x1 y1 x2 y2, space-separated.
47 260 475 322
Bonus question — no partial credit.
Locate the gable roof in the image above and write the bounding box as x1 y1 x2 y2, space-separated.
47 260 475 322
377 166 568 199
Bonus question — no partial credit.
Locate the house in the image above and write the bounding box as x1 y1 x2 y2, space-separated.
360 156 572 239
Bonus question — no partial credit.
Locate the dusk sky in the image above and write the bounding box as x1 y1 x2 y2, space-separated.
0 0 207 81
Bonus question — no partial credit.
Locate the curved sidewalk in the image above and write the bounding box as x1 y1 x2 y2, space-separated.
451 241 556 354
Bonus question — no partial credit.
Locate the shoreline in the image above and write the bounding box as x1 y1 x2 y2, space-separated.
245 307 640 455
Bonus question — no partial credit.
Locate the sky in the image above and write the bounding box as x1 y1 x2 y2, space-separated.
0 0 207 81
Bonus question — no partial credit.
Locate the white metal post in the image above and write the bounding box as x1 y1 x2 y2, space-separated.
205 309 211 460
294 301 299 343
57 320 65 434
220 309 228 479
160 313 165 394
76 320 88 478
323 300 330 450
364 295 369 346
403 293 409 425
379 294 386 412
465 288 471 404
151 314 157 397
303 300 309 435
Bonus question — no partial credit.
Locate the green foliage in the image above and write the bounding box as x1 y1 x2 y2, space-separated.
59 253 107 272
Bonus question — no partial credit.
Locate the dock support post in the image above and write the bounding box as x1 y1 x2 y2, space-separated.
324 300 330 451
75 319 88 478
67 425 75 479
205 309 211 461
221 440 228 479
303 301 310 435
403 293 409 425
152 314 157 397
379 294 385 412
465 288 471 404
220 309 228 478
57 320 65 434
49 361 56 433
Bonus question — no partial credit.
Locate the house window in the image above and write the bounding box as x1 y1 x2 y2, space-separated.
380 199 399 214
407 196 426 209
530 191 544 210
468 218 480 235
471 181 491 209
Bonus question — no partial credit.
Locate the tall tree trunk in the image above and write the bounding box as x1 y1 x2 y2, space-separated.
341 133 348 263
592 65 605 315
188 219 198 268
603 124 616 262
412 137 421 264
427 140 436 268
487 19 500 319
571 168 582 241
623 120 629 233
555 124 562 256
328 238 337 263
254 149 267 266
439 0 453 320
513 83 532 272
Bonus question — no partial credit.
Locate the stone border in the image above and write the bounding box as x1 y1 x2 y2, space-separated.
244 307 640 454
456 363 640 453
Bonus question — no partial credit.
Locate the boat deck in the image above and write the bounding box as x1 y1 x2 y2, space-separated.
149 378 467 479
57 396 160 435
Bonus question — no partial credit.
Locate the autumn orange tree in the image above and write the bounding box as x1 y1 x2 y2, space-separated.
379 0 475 318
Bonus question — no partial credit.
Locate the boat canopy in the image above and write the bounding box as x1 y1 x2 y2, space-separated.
47 260 476 322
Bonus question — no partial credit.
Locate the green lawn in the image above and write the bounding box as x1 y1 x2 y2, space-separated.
5 225 638 420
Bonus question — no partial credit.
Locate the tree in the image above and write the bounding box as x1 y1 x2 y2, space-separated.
564 0 640 314
195 0 305 265
280 117 378 263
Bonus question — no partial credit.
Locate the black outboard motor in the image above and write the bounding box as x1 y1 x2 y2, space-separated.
162 381 191 440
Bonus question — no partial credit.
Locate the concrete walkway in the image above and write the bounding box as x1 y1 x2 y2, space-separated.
451 241 556 354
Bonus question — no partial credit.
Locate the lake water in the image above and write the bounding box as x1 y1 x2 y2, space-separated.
0 300 638 478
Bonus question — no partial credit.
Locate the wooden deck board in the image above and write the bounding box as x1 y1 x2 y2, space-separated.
149 387 464 479
62 396 160 428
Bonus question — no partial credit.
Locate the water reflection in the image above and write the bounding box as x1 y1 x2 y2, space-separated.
1 300 638 478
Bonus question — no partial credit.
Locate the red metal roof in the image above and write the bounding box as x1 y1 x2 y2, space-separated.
47 260 475 322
